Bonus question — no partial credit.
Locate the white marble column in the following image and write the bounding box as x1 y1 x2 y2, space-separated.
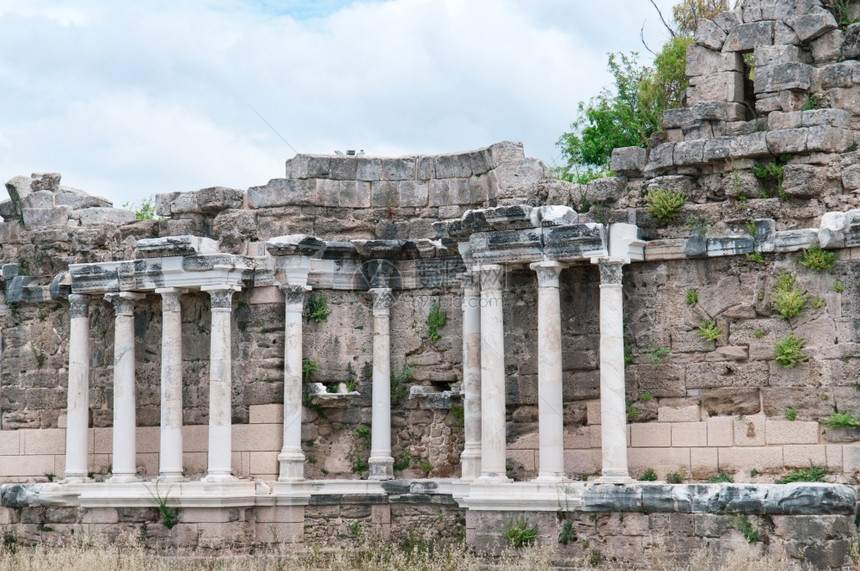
204 287 238 481
157 288 186 481
368 287 394 480
477 264 510 482
64 294 91 482
278 285 307 481
597 259 631 483
460 270 482 481
530 260 567 482
106 292 144 483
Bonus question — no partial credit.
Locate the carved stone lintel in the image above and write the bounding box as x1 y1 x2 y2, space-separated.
68 294 90 319
280 284 309 305
530 260 566 288
105 292 144 316
208 289 235 309
598 259 624 286
369 287 394 312
478 264 505 292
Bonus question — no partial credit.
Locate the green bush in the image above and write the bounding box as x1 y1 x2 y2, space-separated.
646 188 686 223
774 334 809 368
666 469 685 484
771 272 807 319
639 468 658 481
426 302 447 343
799 244 836 273
697 320 721 342
503 516 538 548
305 294 330 323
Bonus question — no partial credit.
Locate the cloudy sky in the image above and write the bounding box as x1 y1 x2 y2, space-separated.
0 0 678 207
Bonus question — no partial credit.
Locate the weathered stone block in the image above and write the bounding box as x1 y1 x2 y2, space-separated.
630 423 671 447
695 18 727 50
196 187 243 213
754 62 813 93
434 155 471 179
729 132 769 158
687 45 743 77
707 417 733 447
610 146 647 173
718 447 784 471
734 414 766 446
774 229 818 251
585 176 625 204
754 44 805 67
673 140 705 165
843 164 860 189
811 28 843 62
723 21 773 52
701 388 760 416
702 137 731 161
22 206 71 228
658 403 700 423
782 164 828 198
818 60 860 89
766 128 808 154
672 422 708 447
399 181 428 208
843 22 860 59
766 420 820 445
783 444 826 467
786 9 837 42
687 71 744 104
248 178 316 208
806 126 852 153
644 143 675 173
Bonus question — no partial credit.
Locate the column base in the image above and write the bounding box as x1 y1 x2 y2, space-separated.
474 473 513 484
596 475 634 485
277 451 305 482
533 474 570 484
108 473 139 484
203 472 236 483
368 456 394 480
157 473 185 483
460 451 482 482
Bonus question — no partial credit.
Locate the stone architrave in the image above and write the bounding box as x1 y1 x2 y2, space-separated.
203 286 240 481
278 284 308 481
157 288 187 481
596 259 632 483
530 260 567 482
106 291 145 483
368 287 395 480
459 270 482 480
64 294 90 482
476 264 511 483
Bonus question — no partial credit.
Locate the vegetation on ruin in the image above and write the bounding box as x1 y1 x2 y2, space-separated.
122 196 157 220
390 364 412 401
503 516 538 548
147 483 178 530
697 319 721 342
799 244 836 273
774 334 809 368
746 252 764 264
771 272 807 319
647 345 669 364
685 288 698 306
302 358 319 383
666 469 686 484
426 301 447 343
751 155 792 198
825 0 860 27
834 280 845 293
775 462 828 484
305 293 330 323
708 471 734 483
821 411 860 429
639 468 658 481
557 519 577 546
783 407 798 421
645 187 686 223
731 514 761 544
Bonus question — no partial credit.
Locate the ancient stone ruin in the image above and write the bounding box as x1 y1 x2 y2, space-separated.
4 0 860 566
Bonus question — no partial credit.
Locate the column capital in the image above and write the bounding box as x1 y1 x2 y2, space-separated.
369 287 394 313
280 284 310 305
530 260 567 288
458 270 480 297
477 264 505 292
156 288 187 312
105 292 145 315
68 294 90 318
204 286 240 309
597 258 624 286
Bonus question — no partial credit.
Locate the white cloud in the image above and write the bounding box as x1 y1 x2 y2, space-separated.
0 0 681 204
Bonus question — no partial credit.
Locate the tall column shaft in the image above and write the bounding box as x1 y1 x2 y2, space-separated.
107 292 144 483
157 288 185 481
531 261 567 481
279 285 307 481
368 287 394 480
478 264 510 482
460 270 482 480
205 287 237 481
597 259 631 482
65 294 91 481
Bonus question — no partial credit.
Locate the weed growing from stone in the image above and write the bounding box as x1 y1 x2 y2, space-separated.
708 471 733 483
418 459 433 473
783 407 798 421
44 472 54 482
305 293 330 323
751 155 791 197
753 327 764 339
774 334 809 368
640 393 651 401
745 218 757 236
390 364 411 401
821 411 860 429
147 483 178 530
426 301 447 343
834 280 845 293
776 461 828 484
503 516 537 548
449 404 464 429
697 320 721 342
646 188 685 223
625 398 639 419
393 449 411 471
557 520 576 545
666 469 686 484
638 468 658 481
771 272 807 319
302 358 318 383
685 288 698 306
746 251 764 263
802 93 819 111
732 514 760 544
647 346 669 364
799 244 836 273
686 215 710 237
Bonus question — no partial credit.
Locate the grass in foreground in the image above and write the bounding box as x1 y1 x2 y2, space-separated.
0 536 822 571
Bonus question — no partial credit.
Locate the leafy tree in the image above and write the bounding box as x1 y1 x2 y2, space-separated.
554 1 730 183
